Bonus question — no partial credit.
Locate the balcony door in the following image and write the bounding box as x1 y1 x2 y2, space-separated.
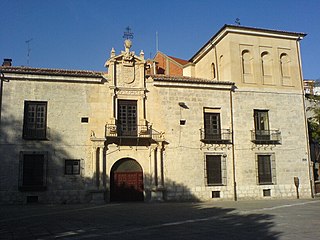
254 110 270 141
204 113 221 140
118 100 137 136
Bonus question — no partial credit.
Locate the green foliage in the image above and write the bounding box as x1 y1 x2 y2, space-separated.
307 95 320 143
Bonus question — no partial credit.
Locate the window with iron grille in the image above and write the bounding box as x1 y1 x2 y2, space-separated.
19 152 48 191
205 155 226 185
23 101 47 140
65 160 80 175
256 154 276 185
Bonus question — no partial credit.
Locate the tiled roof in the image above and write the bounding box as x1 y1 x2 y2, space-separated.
0 66 103 77
167 56 189 66
150 74 234 85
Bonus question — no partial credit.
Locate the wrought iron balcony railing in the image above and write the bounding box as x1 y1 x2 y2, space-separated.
200 128 232 144
105 124 164 141
251 130 281 144
106 124 152 138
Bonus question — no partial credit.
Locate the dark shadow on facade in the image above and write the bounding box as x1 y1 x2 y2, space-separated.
0 102 97 204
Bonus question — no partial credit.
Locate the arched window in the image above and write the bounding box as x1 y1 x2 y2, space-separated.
219 55 224 80
211 63 216 79
242 50 252 74
280 53 290 77
261 51 272 76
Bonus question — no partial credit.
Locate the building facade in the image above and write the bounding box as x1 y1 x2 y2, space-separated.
0 25 313 204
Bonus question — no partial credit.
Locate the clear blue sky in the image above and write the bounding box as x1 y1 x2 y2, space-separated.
1 0 319 79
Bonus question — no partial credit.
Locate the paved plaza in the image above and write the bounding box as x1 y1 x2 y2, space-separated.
0 199 319 240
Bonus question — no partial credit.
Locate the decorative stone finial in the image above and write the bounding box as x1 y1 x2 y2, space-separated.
124 39 132 53
140 50 144 60
111 48 115 57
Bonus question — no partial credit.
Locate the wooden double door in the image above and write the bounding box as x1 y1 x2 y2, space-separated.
110 159 144 202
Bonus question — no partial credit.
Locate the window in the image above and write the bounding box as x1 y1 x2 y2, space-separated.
257 154 275 184
261 51 272 76
23 101 47 140
65 160 80 175
117 100 137 136
204 112 221 140
19 152 48 191
280 53 290 77
205 155 226 185
254 110 270 140
219 55 224 80
211 63 216 79
242 50 252 74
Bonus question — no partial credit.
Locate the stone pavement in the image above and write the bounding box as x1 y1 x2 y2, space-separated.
0 199 319 240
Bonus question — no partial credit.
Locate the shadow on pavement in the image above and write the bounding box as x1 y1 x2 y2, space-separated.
0 202 280 240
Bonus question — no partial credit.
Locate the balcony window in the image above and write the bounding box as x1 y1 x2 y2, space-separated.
200 110 231 144
254 110 270 140
23 101 47 140
118 100 137 136
204 112 221 140
252 110 281 144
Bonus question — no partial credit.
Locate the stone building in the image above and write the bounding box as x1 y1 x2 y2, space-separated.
0 25 313 204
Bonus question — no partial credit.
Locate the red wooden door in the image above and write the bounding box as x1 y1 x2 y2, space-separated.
112 172 143 201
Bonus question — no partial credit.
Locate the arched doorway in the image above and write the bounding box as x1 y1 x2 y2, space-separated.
110 158 144 202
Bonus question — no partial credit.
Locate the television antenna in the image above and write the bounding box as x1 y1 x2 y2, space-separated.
235 18 241 25
25 38 33 66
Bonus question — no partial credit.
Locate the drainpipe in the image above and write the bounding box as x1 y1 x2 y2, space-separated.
230 85 237 201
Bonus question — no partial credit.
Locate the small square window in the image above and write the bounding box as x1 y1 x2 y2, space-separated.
263 189 271 197
212 191 220 198
65 160 80 175
81 117 89 123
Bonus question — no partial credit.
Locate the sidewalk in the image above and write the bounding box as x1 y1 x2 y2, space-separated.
1 199 319 239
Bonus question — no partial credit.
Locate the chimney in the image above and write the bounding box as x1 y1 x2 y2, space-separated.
2 59 12 66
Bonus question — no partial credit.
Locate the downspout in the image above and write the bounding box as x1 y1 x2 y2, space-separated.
230 84 237 201
296 39 314 198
